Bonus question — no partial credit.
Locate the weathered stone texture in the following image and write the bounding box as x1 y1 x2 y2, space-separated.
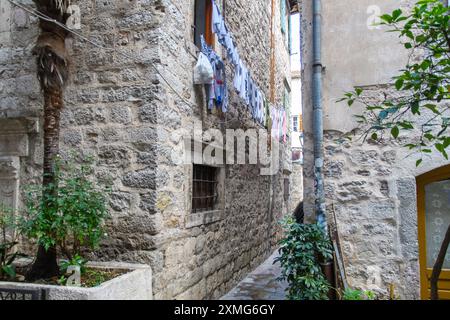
316 132 425 299
290 163 303 209
1 0 291 299
298 0 445 299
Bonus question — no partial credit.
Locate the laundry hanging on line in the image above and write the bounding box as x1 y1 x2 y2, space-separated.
200 35 228 113
211 0 268 127
193 0 287 141
212 2 239 66
270 106 287 143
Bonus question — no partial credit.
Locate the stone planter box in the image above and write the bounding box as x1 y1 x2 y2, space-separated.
0 262 152 300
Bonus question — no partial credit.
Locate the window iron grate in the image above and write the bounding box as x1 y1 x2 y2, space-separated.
192 164 218 213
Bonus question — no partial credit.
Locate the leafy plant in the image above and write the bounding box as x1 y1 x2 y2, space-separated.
275 217 333 300
20 156 110 264
57 274 68 286
365 290 376 300
57 268 118 288
60 254 87 275
342 288 376 300
340 0 450 164
82 269 110 288
57 254 87 286
0 204 26 280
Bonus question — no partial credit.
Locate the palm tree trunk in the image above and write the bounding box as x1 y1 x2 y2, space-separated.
25 0 70 281
42 88 63 187
27 88 63 281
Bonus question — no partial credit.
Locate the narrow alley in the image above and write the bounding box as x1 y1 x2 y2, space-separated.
221 251 287 300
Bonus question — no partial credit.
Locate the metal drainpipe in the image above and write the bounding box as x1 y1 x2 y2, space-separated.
312 0 327 233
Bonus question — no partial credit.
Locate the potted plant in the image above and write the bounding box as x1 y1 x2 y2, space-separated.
276 217 334 300
0 158 152 300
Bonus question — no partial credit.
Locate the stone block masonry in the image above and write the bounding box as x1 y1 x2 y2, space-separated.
299 0 450 299
1 0 292 299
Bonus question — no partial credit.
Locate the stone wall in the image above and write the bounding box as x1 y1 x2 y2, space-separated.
0 0 292 299
300 0 450 299
152 0 292 299
290 163 303 210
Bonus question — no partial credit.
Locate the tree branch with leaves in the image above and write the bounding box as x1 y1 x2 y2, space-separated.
340 0 450 166
341 0 450 300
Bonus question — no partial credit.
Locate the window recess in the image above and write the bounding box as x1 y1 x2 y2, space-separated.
192 164 218 213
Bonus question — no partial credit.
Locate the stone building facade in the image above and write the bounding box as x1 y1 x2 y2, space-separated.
0 0 295 299
300 0 450 299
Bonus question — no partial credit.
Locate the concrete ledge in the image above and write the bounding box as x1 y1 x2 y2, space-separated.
0 262 152 300
0 117 39 157
186 210 224 229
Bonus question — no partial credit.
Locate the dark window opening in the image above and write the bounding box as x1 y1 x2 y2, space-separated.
194 0 214 48
192 164 218 213
293 115 299 132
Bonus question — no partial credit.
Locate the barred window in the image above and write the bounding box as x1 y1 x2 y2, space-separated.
192 164 218 213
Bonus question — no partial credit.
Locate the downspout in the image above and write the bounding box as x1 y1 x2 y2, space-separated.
312 0 327 233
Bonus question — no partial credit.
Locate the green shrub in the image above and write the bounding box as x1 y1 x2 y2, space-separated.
0 204 26 280
20 157 110 261
342 288 376 300
58 254 88 286
60 254 87 275
275 218 333 300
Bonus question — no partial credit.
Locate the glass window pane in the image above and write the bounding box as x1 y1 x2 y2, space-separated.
194 0 207 48
425 179 450 269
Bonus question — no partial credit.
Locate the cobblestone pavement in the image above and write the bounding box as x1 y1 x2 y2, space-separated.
221 250 288 300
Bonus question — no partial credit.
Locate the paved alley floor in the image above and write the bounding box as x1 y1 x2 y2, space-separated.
221 250 288 300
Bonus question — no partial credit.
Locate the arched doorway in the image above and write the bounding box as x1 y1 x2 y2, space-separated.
417 166 450 300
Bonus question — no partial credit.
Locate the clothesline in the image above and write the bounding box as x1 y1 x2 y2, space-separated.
9 0 288 141
203 0 287 142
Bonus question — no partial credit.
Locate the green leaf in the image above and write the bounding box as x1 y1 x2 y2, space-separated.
405 30 414 39
411 102 420 115
395 79 404 90
2 265 16 279
420 60 431 70
391 126 400 139
380 14 393 23
416 159 423 167
392 9 402 21
435 143 444 153
424 104 440 115
398 121 414 130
